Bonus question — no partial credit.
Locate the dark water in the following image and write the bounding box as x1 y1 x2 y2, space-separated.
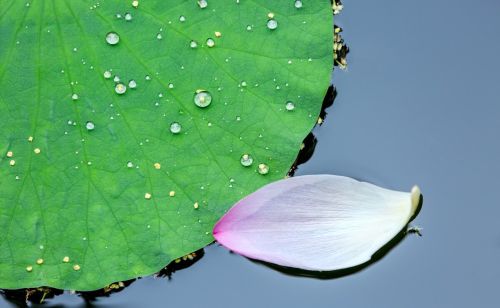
3 0 500 307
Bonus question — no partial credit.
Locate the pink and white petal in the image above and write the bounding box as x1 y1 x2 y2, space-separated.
213 175 421 271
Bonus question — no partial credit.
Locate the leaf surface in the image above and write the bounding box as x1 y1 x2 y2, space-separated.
0 0 332 290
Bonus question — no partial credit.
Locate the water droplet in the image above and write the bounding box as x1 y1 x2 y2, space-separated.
190 40 198 48
198 0 208 8
114 75 121 82
179 15 186 22
156 33 163 40
125 12 133 21
145 75 151 80
115 83 127 94
72 93 79 100
194 90 212 108
128 80 137 88
240 154 253 167
170 122 182 134
258 163 269 175
206 38 215 48
267 19 278 30
215 31 222 38
105 32 120 45
168 83 174 89
103 70 112 79
285 101 295 111
116 13 122 19
294 0 303 8
86 121 95 131
246 25 253 31
127 161 134 168
132 0 139 8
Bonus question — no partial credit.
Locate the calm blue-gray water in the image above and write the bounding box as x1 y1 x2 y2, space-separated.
2 0 500 307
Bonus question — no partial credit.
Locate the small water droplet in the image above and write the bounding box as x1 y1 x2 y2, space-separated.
258 163 269 175
198 0 208 8
132 0 139 8
114 75 121 82
285 101 295 111
240 81 247 87
179 15 186 22
105 32 120 45
168 83 174 89
145 75 151 80
267 19 278 30
240 154 253 167
115 83 127 94
170 122 182 134
125 12 133 21
190 40 198 48
71 93 79 100
246 25 253 31
294 0 303 8
128 80 137 88
194 90 212 108
206 38 215 47
156 33 163 40
127 161 134 168
86 121 95 131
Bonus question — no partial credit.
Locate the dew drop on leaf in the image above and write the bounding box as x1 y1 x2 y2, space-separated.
124 12 132 21
170 122 182 134
240 154 253 167
105 32 120 45
194 90 212 108
103 70 112 79
190 40 198 48
206 38 215 47
258 163 269 175
285 101 295 111
294 0 303 8
85 121 95 131
128 80 137 88
115 83 127 94
198 0 208 9
267 19 278 30
126 161 134 168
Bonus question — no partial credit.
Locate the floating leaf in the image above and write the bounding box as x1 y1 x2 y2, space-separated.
213 175 422 271
0 1 332 290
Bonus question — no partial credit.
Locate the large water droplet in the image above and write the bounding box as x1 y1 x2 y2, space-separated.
240 154 253 167
106 32 120 45
267 19 278 30
170 122 182 134
258 163 269 175
86 121 95 131
285 101 295 111
194 90 212 108
115 83 127 94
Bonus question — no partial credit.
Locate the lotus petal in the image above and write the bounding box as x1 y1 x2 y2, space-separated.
213 175 422 271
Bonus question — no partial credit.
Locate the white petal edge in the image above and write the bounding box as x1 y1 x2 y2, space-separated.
213 175 422 271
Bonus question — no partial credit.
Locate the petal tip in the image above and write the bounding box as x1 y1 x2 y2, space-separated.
410 185 422 215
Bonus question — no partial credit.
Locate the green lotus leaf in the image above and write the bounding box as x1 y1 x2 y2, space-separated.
0 0 332 290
